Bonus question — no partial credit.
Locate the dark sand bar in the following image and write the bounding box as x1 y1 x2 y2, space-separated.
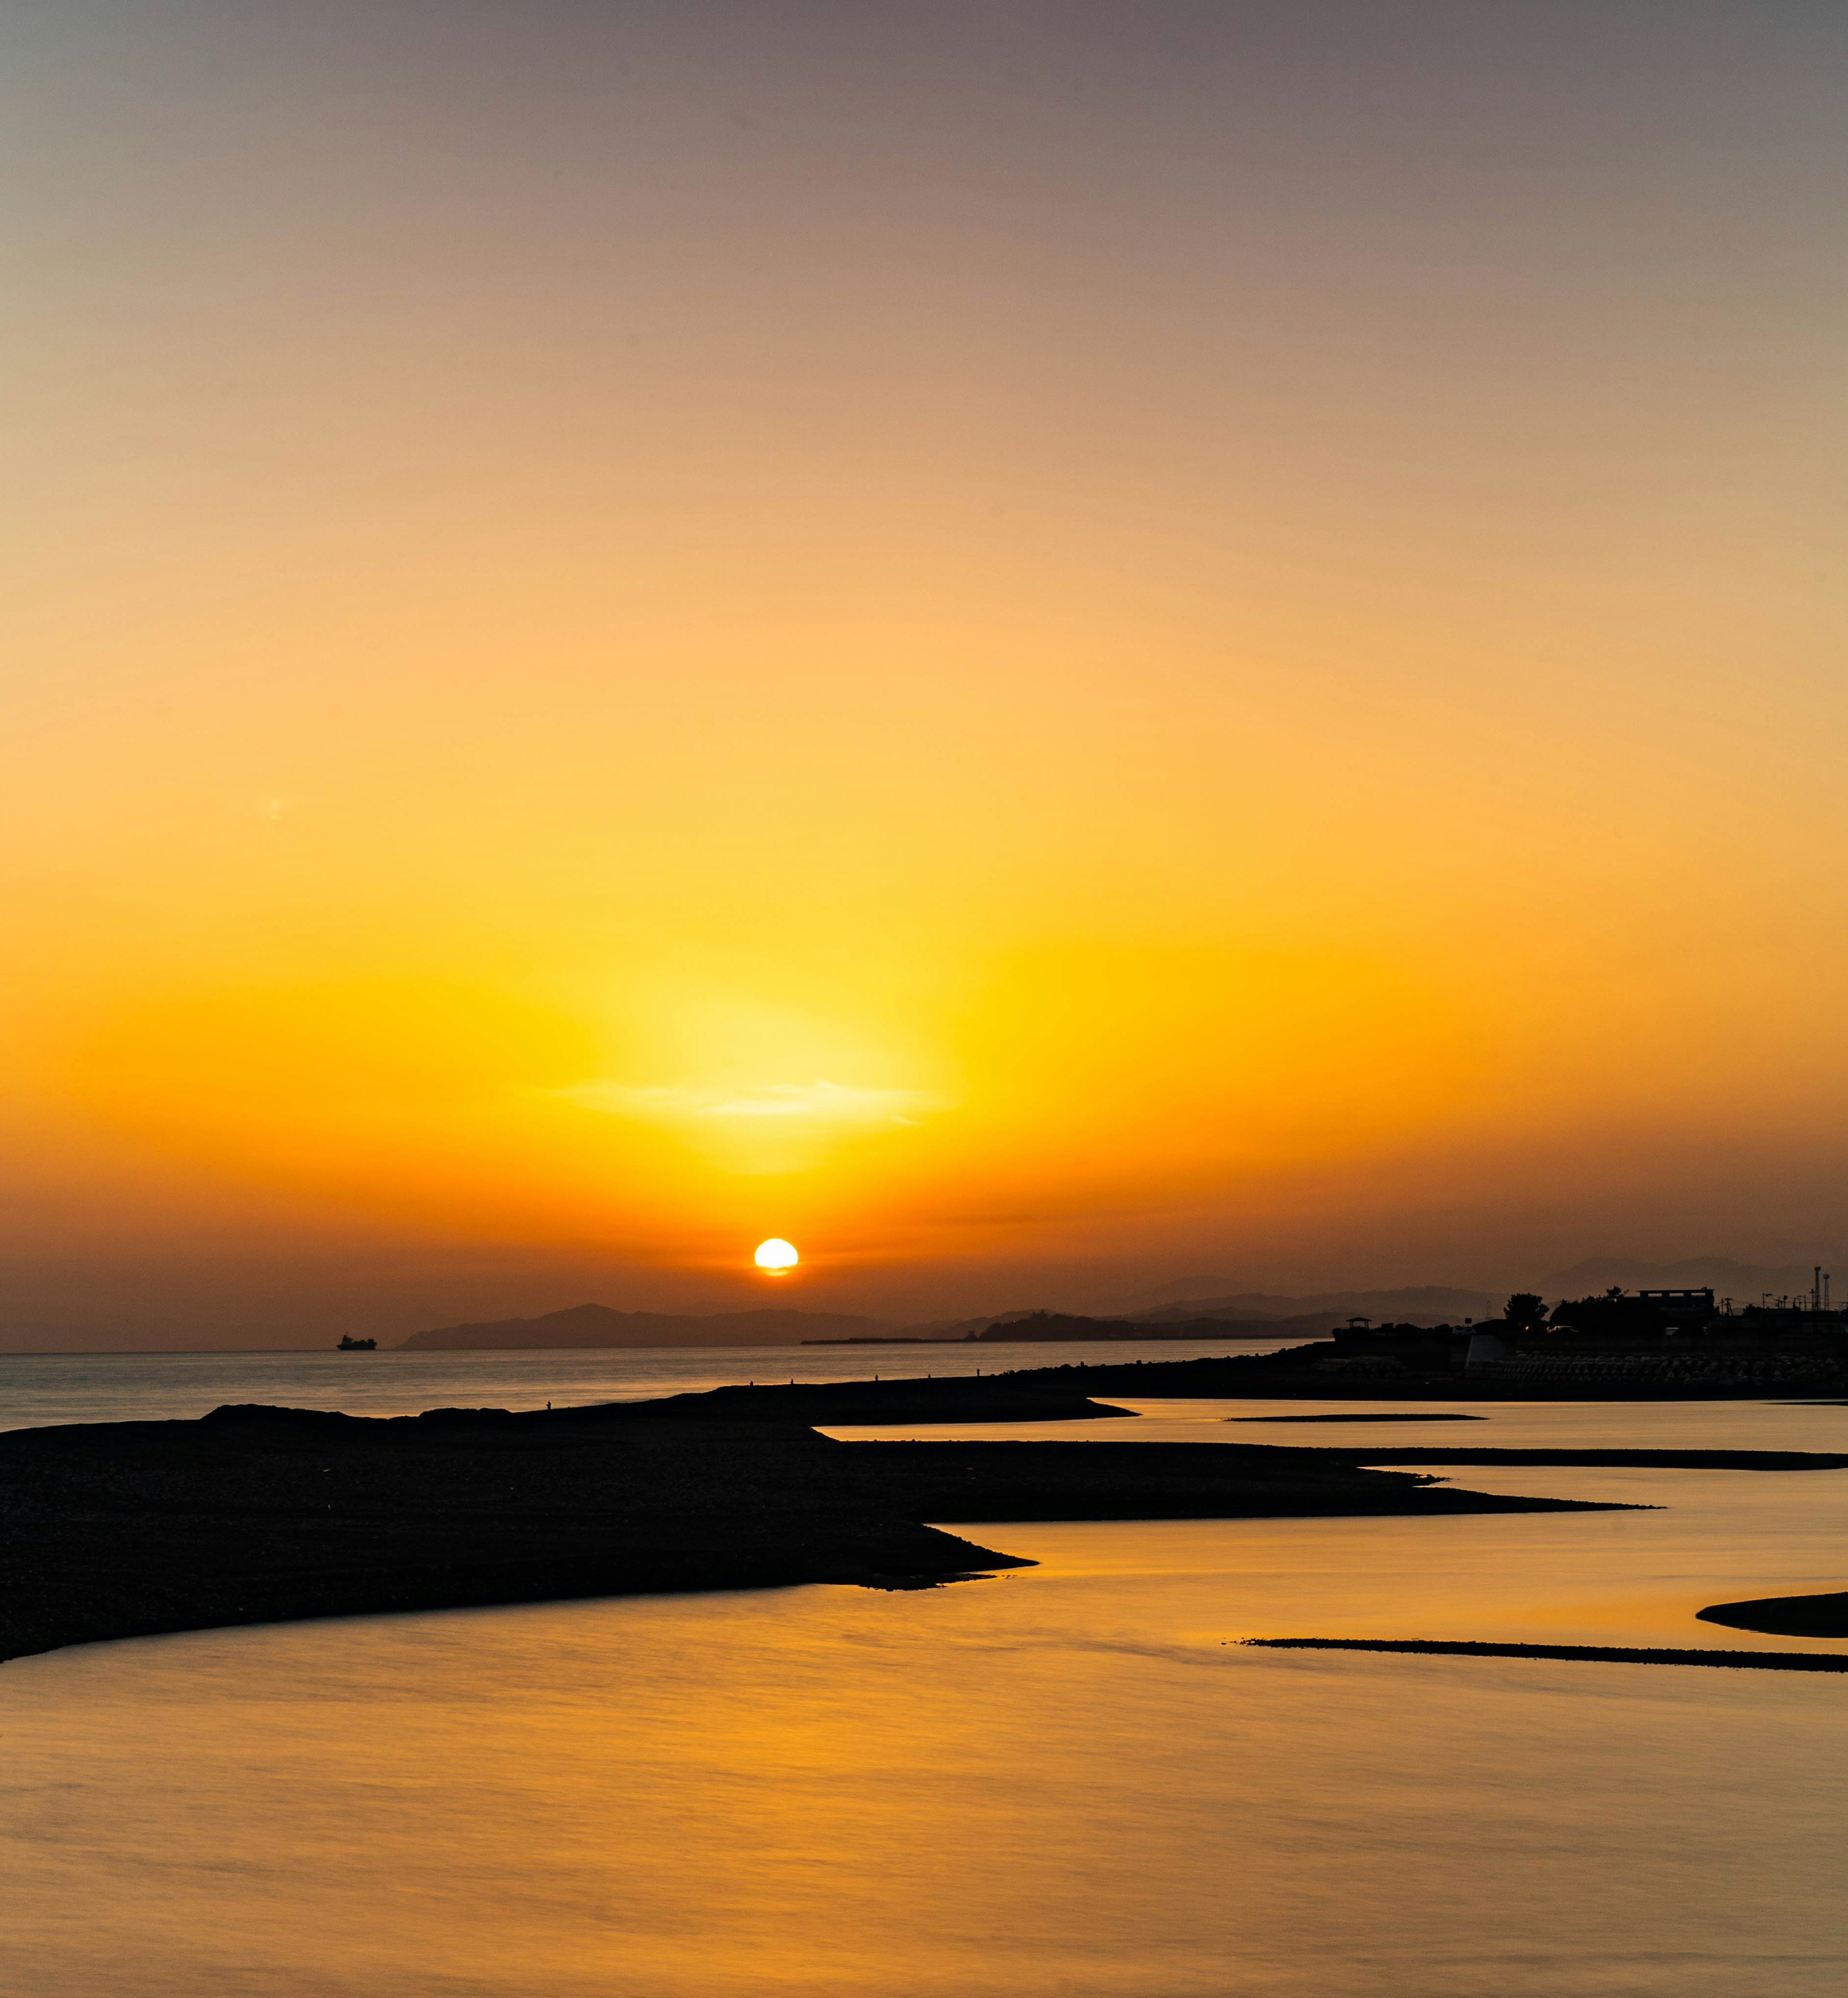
2 1385 1630 1666
1229 1413 1487 1423
12 1367 1848 1667
584 1374 1138 1425
1697 1590 1848 1639
1241 1638 1848 1672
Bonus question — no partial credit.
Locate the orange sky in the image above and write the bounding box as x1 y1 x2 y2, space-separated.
5 4 1847 1337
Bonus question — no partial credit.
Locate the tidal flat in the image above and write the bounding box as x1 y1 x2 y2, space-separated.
2 1383 1632 1664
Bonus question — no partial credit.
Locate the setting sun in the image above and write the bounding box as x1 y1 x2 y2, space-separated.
753 1239 799 1273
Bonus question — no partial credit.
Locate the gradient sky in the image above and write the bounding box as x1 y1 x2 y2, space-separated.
5 2 1846 1336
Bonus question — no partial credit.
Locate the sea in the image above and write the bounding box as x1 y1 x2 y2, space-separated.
0 1335 1264 1433
3 1345 1846 1995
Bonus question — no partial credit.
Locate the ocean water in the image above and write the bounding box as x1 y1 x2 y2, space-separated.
0 1337 1272 1432
3 1386 1847 1993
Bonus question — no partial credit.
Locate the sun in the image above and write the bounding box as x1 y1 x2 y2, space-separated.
753 1238 799 1272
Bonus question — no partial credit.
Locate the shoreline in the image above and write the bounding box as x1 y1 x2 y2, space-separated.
0 1391 1630 1667
995 1349 1848 1402
8 1370 1845 1667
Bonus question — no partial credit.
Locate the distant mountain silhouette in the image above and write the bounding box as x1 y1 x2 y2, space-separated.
384 1265 1844 1352
1538 1256 1831 1302
398 1303 898 1351
1104 1275 1243 1312
1127 1286 1498 1325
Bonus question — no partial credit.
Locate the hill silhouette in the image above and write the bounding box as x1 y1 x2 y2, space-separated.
1124 1285 1495 1326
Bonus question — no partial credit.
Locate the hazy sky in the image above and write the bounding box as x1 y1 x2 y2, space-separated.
5 3 1846 1335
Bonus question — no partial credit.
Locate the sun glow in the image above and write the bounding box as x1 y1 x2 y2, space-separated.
753 1238 799 1272
8 2 1845 1327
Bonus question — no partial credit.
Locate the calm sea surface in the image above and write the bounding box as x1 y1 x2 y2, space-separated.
0 1337 1270 1431
4 1368 1846 1994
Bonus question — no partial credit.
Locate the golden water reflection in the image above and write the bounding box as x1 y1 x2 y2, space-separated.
4 1399 1848 1994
